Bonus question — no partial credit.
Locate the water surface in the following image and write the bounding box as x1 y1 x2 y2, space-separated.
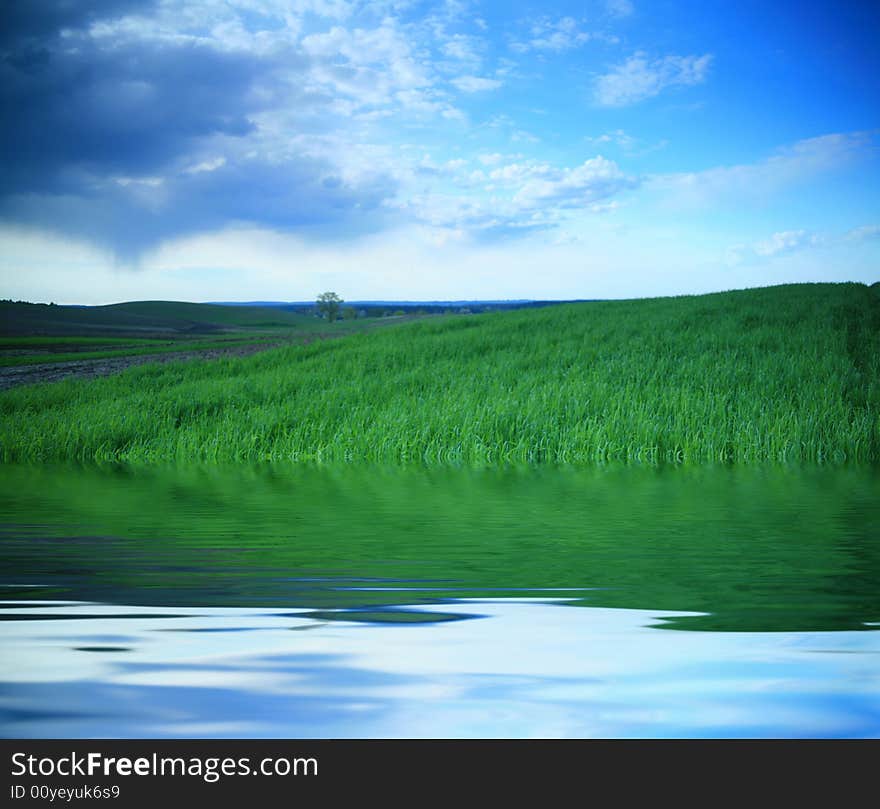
1 463 878 737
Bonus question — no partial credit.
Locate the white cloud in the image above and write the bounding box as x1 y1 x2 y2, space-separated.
511 129 541 144
184 157 228 175
588 200 620 214
436 0 471 20
511 17 593 54
846 224 880 242
606 0 634 17
752 230 821 257
585 129 638 150
6 213 877 307
726 229 827 265
594 52 713 107
451 75 503 92
302 22 430 97
650 132 875 207
88 0 355 55
394 155 637 238
22 210 868 305
728 221 880 265
441 34 483 66
585 130 669 157
296 18 467 124
488 162 550 183
512 157 636 210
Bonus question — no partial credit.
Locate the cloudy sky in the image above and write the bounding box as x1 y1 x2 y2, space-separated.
1 0 878 304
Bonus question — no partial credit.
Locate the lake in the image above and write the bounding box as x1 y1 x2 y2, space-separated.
1 463 878 738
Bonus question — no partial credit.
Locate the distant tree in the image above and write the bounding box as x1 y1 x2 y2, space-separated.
316 291 343 323
342 306 358 321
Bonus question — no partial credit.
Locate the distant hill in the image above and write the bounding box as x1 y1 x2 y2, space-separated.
2 298 592 337
0 300 317 336
210 299 596 315
213 299 541 306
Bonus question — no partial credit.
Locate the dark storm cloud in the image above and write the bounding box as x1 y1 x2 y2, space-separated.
0 1 397 253
0 0 156 47
1 39 263 193
1 155 393 256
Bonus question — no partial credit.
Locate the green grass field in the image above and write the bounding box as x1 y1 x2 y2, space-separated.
1 283 877 464
0 334 287 367
0 300 379 366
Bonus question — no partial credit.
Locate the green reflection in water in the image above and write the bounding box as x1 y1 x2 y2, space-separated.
1 463 878 632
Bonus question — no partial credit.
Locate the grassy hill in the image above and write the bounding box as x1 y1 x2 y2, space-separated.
1 282 878 464
0 299 378 369
1 299 323 336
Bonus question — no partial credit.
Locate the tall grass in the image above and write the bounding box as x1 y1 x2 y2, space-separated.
1 283 877 465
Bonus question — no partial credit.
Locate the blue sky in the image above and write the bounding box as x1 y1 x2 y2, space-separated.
0 0 877 303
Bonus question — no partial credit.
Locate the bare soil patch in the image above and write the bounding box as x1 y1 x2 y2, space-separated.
0 342 284 391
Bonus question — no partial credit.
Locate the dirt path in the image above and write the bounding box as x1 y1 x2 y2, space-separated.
0 342 285 391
